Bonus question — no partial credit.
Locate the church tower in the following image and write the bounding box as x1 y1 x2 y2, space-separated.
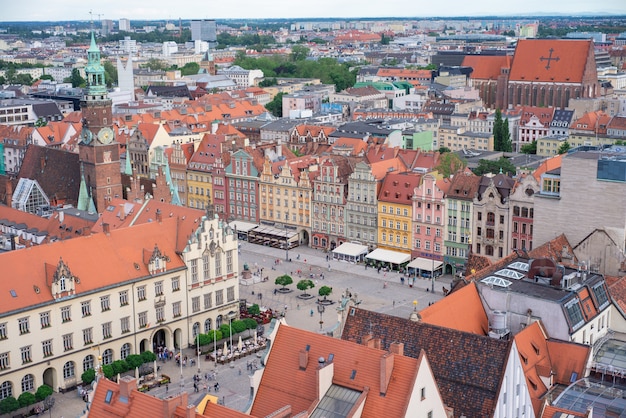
78 32 122 213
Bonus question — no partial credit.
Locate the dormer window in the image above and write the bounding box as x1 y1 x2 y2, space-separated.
59 276 66 292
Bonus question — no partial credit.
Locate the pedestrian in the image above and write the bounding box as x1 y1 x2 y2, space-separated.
310 309 314 317
166 384 169 393
193 382 198 392
273 288 277 295
284 304 288 311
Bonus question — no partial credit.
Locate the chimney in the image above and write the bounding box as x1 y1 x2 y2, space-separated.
5 178 12 208
118 375 136 399
40 156 46 171
389 342 404 356
299 349 309 370
103 223 110 234
156 208 162 223
379 352 395 396
367 338 381 350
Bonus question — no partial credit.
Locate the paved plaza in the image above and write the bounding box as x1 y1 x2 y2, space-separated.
51 241 451 417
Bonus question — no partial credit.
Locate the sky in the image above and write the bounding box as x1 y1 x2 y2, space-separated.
2 0 625 22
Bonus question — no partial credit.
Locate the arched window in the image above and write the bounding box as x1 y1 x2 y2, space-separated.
0 381 12 400
102 349 113 365
83 355 94 372
192 322 200 338
216 315 223 328
120 343 131 360
63 361 75 379
204 318 212 333
21 374 34 392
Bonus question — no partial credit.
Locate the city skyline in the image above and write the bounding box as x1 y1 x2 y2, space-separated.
2 0 625 23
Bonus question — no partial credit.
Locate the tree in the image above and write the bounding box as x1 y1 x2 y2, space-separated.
275 274 293 290
17 391 36 408
81 369 96 385
259 77 277 87
140 350 156 364
558 141 571 154
143 58 167 71
34 117 48 127
265 92 284 117
435 151 466 178
297 279 315 296
102 364 115 379
103 60 118 88
125 354 143 370
438 146 451 153
319 285 333 300
520 140 537 154
290 45 310 62
473 157 517 176
493 109 512 152
68 68 85 88
0 397 19 414
179 62 200 76
39 74 53 81
247 304 261 316
111 360 129 374
4 67 16 84
35 385 53 402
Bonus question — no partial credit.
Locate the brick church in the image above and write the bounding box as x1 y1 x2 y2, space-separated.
464 39 598 110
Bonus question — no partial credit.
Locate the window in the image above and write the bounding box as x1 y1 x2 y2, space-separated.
102 322 112 339
192 297 200 313
120 343 131 360
83 328 93 345
216 289 224 305
155 281 163 296
0 323 6 340
119 290 129 306
40 311 51 328
61 306 71 322
21 346 32 364
0 352 9 370
156 306 165 322
477 212 482 221
215 254 222 276
63 333 73 351
138 312 147 328
121 317 130 333
204 293 212 309
81 301 91 317
226 250 234 273
21 374 34 392
83 355 94 372
227 286 235 302
100 295 111 311
173 301 182 317
0 381 12 400
137 286 146 301
102 349 113 365
203 254 210 280
416 239 421 249
191 258 198 283
172 276 180 291
421 387 426 400
42 339 53 357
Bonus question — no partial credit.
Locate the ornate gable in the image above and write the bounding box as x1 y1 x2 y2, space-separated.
51 257 77 298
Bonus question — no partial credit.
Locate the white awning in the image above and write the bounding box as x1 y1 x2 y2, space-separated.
332 242 369 257
407 257 443 271
229 221 259 233
365 248 410 265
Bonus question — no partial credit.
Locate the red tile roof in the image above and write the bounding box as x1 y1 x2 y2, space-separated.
462 55 511 80
377 172 422 205
509 39 594 83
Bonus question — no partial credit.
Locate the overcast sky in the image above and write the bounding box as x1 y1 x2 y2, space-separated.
2 0 624 22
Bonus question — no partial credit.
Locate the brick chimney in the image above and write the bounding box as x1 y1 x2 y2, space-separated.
299 349 309 370
379 352 395 396
102 223 110 235
367 337 381 350
118 375 136 399
389 342 404 356
156 208 162 223
5 178 12 207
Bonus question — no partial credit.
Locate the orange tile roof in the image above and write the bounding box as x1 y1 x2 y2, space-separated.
0 217 183 315
462 55 511 80
571 110 611 134
330 136 368 156
532 154 563 182
251 323 429 418
378 172 422 205
419 281 488 335
509 39 593 84
370 157 407 180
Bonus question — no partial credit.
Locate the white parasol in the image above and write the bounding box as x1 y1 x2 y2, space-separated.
223 340 229 354
238 335 243 352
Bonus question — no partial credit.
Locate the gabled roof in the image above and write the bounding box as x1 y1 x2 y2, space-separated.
532 154 563 182
509 39 594 84
446 169 480 201
462 55 511 80
251 323 431 418
419 281 488 335
378 172 422 205
342 308 511 418
0 217 183 315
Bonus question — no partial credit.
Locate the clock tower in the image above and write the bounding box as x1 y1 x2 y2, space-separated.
78 32 122 213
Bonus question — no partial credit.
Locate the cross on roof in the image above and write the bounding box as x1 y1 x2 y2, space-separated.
539 48 560 70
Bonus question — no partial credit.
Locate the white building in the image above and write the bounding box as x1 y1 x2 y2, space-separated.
162 41 178 57
119 18 131 32
217 65 264 88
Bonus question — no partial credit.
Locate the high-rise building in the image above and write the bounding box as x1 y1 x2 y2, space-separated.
101 19 114 36
190 19 217 48
119 18 131 32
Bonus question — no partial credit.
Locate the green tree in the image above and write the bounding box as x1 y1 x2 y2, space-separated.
265 92 284 117
493 109 512 152
179 62 200 76
125 354 143 370
103 60 118 88
297 279 315 296
219 324 232 338
112 360 129 374
435 152 466 178
438 146 451 153
247 304 261 316
35 385 53 401
290 45 310 62
259 77 277 87
4 67 16 84
319 285 333 300
14 73 33 86
242 318 258 330
558 141 571 154
380 33 391 45
143 58 167 71
35 117 48 127
81 369 96 385
39 74 53 81
102 364 115 379
68 68 85 88
17 391 36 407
0 397 19 414
473 157 517 176
275 274 293 290
140 350 157 364
520 140 537 154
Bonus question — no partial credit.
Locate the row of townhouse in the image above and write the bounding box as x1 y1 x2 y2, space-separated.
0 213 239 402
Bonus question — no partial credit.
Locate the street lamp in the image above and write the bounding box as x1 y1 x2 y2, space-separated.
431 237 437 293
196 332 200 373
317 304 325 332
43 395 55 418
284 225 289 262
228 311 236 368
213 326 217 371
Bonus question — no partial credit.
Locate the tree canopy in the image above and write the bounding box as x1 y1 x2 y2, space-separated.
493 109 512 152
275 274 293 290
297 279 315 296
265 92 284 117
473 157 517 176
520 140 537 155
319 285 333 300
434 151 466 178
558 141 571 154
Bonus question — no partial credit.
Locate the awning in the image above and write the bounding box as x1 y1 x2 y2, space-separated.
332 242 369 258
365 248 410 265
228 220 258 233
407 257 444 271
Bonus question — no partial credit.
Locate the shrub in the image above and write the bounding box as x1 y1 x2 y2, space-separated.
35 385 53 402
219 324 231 338
17 391 36 407
82 369 96 385
102 364 114 379
247 304 261 316
125 354 143 370
140 350 156 364
243 318 258 330
0 396 19 414
232 319 247 334
111 360 128 374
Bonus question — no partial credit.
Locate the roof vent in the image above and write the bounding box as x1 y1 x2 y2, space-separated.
34 285 40 294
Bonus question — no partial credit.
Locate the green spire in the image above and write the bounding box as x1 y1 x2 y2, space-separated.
77 164 90 211
124 142 133 176
85 31 107 97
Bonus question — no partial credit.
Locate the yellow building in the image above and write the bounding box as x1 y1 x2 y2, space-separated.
186 134 224 210
377 172 422 254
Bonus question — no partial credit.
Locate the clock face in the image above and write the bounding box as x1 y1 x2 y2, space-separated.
81 129 93 145
98 127 115 145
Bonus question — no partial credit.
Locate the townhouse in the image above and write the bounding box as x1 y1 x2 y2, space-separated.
377 172 421 254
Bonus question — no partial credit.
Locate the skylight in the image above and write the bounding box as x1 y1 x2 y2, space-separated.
481 276 512 288
495 269 525 280
508 261 530 272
